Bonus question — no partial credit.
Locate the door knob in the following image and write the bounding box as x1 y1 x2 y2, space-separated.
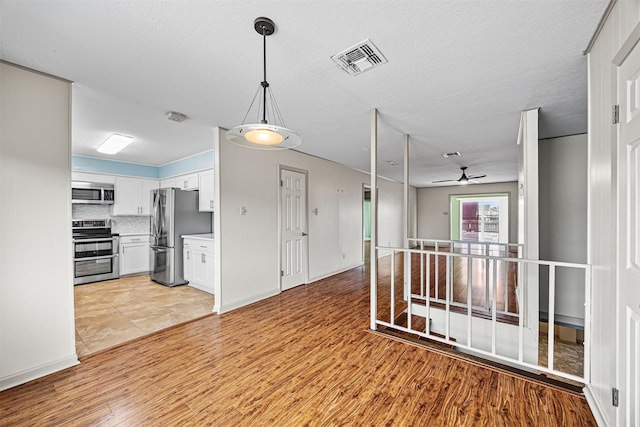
301 232 308 236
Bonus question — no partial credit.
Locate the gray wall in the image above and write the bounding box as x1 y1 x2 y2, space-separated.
416 182 519 242
539 134 588 325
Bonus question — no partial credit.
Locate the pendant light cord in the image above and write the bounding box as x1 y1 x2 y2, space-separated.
237 19 287 129
260 26 268 124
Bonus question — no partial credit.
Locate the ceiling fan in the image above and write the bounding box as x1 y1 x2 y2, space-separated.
432 166 486 185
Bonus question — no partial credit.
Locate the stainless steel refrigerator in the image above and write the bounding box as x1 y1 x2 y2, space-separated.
150 187 212 286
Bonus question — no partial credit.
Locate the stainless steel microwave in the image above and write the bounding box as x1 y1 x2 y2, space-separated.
71 181 115 204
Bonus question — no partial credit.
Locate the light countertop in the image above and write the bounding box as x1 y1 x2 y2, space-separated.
182 233 214 241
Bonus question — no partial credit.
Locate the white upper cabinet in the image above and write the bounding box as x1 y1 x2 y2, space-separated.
178 173 199 191
160 173 198 190
198 169 214 212
72 171 115 184
113 177 158 215
140 179 158 215
160 177 176 189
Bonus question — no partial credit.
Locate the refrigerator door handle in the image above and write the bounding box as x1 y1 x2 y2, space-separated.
151 190 158 238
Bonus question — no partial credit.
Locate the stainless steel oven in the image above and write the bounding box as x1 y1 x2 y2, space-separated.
72 219 119 285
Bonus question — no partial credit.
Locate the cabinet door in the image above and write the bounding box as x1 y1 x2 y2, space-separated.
121 242 149 275
140 179 158 215
179 173 199 190
198 170 214 212
160 178 176 189
72 171 115 184
183 242 193 281
113 177 141 215
192 249 208 285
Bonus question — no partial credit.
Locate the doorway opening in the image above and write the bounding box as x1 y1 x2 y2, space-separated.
450 194 509 243
363 185 371 265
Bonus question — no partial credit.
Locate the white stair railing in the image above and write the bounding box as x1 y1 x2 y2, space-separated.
374 244 591 384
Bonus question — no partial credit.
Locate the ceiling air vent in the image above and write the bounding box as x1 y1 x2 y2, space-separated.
331 39 388 76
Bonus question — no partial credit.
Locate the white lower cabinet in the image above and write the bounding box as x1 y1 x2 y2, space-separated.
120 235 150 276
183 236 214 294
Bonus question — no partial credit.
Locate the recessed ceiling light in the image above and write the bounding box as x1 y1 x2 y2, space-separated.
97 134 134 155
442 151 462 158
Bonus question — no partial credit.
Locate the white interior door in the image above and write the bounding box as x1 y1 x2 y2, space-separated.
281 169 307 291
618 42 640 426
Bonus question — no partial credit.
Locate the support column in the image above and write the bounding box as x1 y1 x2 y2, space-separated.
370 109 378 331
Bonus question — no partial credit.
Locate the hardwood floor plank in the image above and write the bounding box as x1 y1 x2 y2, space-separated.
0 266 595 426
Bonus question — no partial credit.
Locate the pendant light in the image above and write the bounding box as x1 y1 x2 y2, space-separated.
226 17 301 150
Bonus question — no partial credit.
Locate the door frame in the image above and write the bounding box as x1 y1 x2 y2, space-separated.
362 184 371 263
449 193 510 243
278 165 309 291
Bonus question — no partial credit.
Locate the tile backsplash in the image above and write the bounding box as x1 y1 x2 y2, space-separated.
72 204 110 220
111 216 150 235
72 204 150 234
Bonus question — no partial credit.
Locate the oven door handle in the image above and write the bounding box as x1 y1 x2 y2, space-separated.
73 254 118 262
150 245 170 252
73 237 118 243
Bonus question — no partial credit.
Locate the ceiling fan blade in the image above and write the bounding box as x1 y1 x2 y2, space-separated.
468 174 486 179
432 179 456 183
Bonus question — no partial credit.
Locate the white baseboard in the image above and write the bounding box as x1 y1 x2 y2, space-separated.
0 354 79 392
219 289 280 314
584 384 610 427
308 263 363 283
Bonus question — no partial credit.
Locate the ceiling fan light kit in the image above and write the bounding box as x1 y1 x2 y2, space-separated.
226 17 301 150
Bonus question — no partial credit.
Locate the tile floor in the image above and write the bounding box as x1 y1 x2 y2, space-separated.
74 275 214 357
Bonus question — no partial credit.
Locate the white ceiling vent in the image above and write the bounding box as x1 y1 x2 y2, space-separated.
331 39 387 76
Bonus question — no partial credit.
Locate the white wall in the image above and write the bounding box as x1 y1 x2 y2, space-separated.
539 134 587 325
215 128 414 312
0 62 78 390
416 182 519 242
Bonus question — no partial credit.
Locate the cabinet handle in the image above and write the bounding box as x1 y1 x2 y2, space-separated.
210 200 213 209
201 253 206 263
187 251 190 260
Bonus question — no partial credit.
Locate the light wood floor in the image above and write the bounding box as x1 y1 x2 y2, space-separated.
1 266 595 425
75 275 214 357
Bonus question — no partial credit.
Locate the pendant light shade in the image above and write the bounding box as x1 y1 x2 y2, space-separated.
226 17 301 150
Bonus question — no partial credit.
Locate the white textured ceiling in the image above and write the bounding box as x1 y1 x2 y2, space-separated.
0 1 607 187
